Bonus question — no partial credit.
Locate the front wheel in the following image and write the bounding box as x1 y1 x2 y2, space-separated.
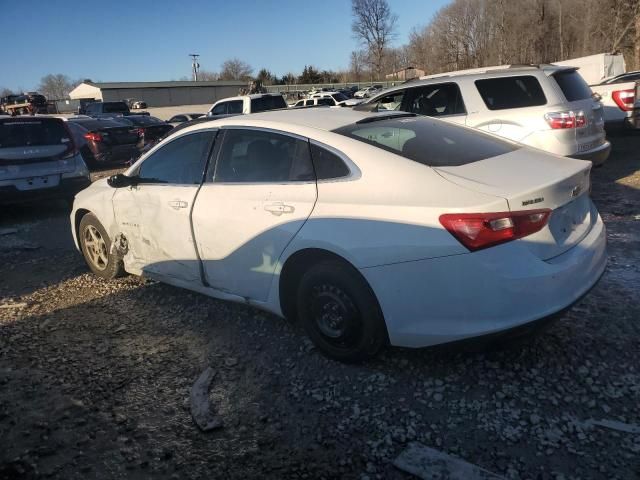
297 260 387 363
79 213 125 280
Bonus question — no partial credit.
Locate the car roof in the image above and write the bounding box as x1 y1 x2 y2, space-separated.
216 93 282 103
181 108 409 134
415 64 575 82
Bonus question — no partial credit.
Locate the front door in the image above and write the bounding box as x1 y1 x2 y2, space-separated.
191 128 317 301
112 130 216 282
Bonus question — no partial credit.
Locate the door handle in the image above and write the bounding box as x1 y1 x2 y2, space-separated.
168 200 188 210
264 201 294 216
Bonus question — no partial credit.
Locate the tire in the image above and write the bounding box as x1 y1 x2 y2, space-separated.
296 260 387 363
78 213 125 280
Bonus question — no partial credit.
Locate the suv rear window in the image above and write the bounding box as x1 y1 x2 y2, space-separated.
333 115 517 167
0 118 69 149
251 96 287 113
475 76 546 110
553 70 593 101
102 102 129 113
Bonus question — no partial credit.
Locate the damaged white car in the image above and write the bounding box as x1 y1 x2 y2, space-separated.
71 108 607 362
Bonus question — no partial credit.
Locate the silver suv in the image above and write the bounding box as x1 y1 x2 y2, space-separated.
359 65 611 165
0 116 90 203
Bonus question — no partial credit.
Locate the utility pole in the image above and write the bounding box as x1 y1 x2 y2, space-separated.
189 54 200 82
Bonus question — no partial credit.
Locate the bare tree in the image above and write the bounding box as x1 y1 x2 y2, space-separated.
198 70 219 81
351 0 397 78
219 58 253 81
0 87 15 97
38 74 74 100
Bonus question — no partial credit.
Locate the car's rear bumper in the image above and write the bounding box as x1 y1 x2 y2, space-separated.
361 212 607 348
570 140 611 166
0 176 91 204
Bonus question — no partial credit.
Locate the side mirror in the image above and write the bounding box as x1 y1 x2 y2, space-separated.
107 173 138 188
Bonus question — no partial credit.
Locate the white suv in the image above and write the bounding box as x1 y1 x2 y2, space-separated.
360 65 610 165
207 93 287 117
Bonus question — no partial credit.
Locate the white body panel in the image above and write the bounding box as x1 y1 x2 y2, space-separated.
589 81 639 129
71 108 607 349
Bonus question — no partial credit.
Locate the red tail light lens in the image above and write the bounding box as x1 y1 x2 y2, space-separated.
439 209 552 251
544 111 586 129
612 89 635 111
84 132 103 142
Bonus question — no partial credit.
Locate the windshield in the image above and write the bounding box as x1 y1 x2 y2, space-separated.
333 116 518 167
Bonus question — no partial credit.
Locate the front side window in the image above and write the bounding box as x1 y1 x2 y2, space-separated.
211 103 227 115
372 91 405 111
137 131 214 184
407 83 466 116
214 129 314 183
475 76 547 110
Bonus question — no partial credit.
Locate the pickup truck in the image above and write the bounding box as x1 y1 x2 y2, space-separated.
590 78 640 130
206 93 287 117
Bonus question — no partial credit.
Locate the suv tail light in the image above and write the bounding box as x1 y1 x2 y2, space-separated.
612 89 635 112
439 209 552 251
544 110 586 129
84 132 103 142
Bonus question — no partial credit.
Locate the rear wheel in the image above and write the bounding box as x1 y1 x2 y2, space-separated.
79 213 125 279
297 260 386 362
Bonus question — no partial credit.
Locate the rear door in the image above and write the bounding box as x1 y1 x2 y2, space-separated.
0 118 77 190
112 130 216 281
551 69 606 151
470 75 550 141
192 127 317 301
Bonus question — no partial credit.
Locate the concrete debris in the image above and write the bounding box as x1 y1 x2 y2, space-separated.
190 367 223 432
393 442 504 480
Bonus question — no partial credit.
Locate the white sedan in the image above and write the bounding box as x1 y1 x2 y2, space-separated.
70 109 607 362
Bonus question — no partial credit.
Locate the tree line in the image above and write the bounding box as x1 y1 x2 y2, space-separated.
3 0 639 99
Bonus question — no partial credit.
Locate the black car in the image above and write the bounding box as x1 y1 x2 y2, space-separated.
116 115 174 148
66 118 141 168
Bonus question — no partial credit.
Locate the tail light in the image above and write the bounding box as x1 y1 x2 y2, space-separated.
439 209 552 251
84 132 103 142
61 122 78 159
612 89 635 112
544 110 586 129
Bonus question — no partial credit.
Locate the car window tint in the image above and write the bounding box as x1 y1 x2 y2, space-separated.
475 76 546 110
250 96 287 112
333 116 517 167
317 98 334 106
227 100 244 114
138 132 213 184
305 100 315 106
373 91 405 111
552 71 593 101
309 144 350 179
211 103 227 115
408 83 466 116
214 129 314 183
0 118 70 148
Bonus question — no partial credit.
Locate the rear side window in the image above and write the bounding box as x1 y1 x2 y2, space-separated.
310 144 350 179
214 129 314 183
250 96 287 113
333 116 518 167
227 100 243 114
553 71 593 101
211 103 227 115
102 102 129 113
317 98 334 106
0 119 70 148
407 83 466 116
475 76 546 110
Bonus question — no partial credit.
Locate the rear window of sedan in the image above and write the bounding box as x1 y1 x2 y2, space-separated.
333 116 518 167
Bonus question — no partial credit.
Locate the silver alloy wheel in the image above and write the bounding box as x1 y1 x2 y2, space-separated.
83 225 108 271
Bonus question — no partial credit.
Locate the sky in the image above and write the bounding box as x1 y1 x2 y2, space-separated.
1 0 450 92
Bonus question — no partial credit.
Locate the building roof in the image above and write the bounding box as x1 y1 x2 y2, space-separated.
82 80 246 90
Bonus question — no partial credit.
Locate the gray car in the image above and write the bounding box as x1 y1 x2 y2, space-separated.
359 65 611 165
0 116 90 203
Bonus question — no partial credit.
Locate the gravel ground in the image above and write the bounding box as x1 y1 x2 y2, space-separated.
1 134 639 480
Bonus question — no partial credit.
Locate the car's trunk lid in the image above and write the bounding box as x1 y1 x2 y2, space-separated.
434 148 593 260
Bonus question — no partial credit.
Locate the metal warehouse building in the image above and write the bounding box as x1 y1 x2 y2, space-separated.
69 80 245 107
